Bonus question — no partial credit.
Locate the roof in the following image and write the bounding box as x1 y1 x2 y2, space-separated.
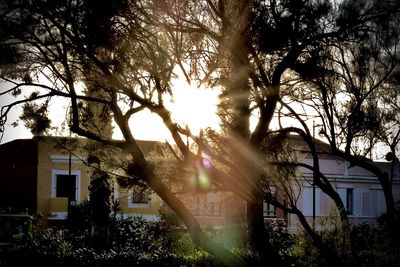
0 135 161 157
0 138 38 161
286 134 331 154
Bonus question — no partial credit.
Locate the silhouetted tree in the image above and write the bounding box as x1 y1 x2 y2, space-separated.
0 1 242 265
282 3 400 239
1 0 399 265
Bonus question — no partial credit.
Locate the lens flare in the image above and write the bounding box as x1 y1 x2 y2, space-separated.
201 152 212 169
198 170 211 189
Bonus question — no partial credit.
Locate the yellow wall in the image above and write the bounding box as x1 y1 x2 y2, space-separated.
48 197 68 212
35 137 91 224
113 182 162 217
34 136 161 225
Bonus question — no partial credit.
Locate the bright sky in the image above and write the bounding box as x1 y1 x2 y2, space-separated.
113 77 221 142
0 79 391 161
0 77 222 144
0 82 33 144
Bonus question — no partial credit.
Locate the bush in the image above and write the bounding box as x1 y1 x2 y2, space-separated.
265 219 296 265
0 213 204 266
351 223 400 267
13 211 400 267
0 228 74 266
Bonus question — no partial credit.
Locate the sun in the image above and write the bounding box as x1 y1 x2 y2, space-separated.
166 78 221 136
119 76 221 142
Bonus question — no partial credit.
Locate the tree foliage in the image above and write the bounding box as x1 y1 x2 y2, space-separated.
1 0 400 265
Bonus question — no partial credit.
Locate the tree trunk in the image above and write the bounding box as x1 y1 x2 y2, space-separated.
123 140 246 266
296 130 353 257
220 1 272 261
328 186 353 256
147 173 246 267
335 150 397 238
294 209 339 267
379 173 396 235
246 177 279 265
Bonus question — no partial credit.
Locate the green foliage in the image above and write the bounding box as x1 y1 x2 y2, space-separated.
9 215 400 267
0 44 21 71
0 219 221 267
0 214 34 247
290 221 400 267
251 0 332 53
351 223 400 267
291 228 348 267
0 212 297 266
265 220 296 265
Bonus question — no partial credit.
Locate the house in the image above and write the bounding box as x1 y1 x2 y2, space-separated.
284 135 400 231
0 135 278 230
1 135 398 232
0 136 162 226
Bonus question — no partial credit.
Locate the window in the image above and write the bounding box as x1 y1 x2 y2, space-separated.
206 202 222 216
192 196 202 216
371 189 386 217
346 188 354 215
206 192 222 216
56 175 76 201
131 191 148 203
362 192 370 216
346 188 354 214
52 170 80 203
337 187 354 215
264 186 277 217
263 202 276 217
128 189 150 208
303 187 321 216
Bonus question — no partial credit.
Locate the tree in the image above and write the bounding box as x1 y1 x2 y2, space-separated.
1 0 399 265
156 0 400 263
379 55 400 187
0 1 243 265
282 0 400 238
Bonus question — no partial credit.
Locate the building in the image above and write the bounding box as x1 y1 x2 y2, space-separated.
0 135 398 231
285 135 400 231
0 136 162 226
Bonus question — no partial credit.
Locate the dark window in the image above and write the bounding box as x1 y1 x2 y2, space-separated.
346 188 353 215
56 175 76 201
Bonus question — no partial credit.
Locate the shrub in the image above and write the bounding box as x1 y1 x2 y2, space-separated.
0 213 201 266
351 222 400 267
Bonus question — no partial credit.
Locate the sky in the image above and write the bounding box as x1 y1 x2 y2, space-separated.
0 82 33 144
0 78 391 161
0 77 221 145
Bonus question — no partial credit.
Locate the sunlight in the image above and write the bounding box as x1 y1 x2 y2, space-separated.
166 77 221 136
114 77 221 142
1 73 220 144
125 109 172 141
